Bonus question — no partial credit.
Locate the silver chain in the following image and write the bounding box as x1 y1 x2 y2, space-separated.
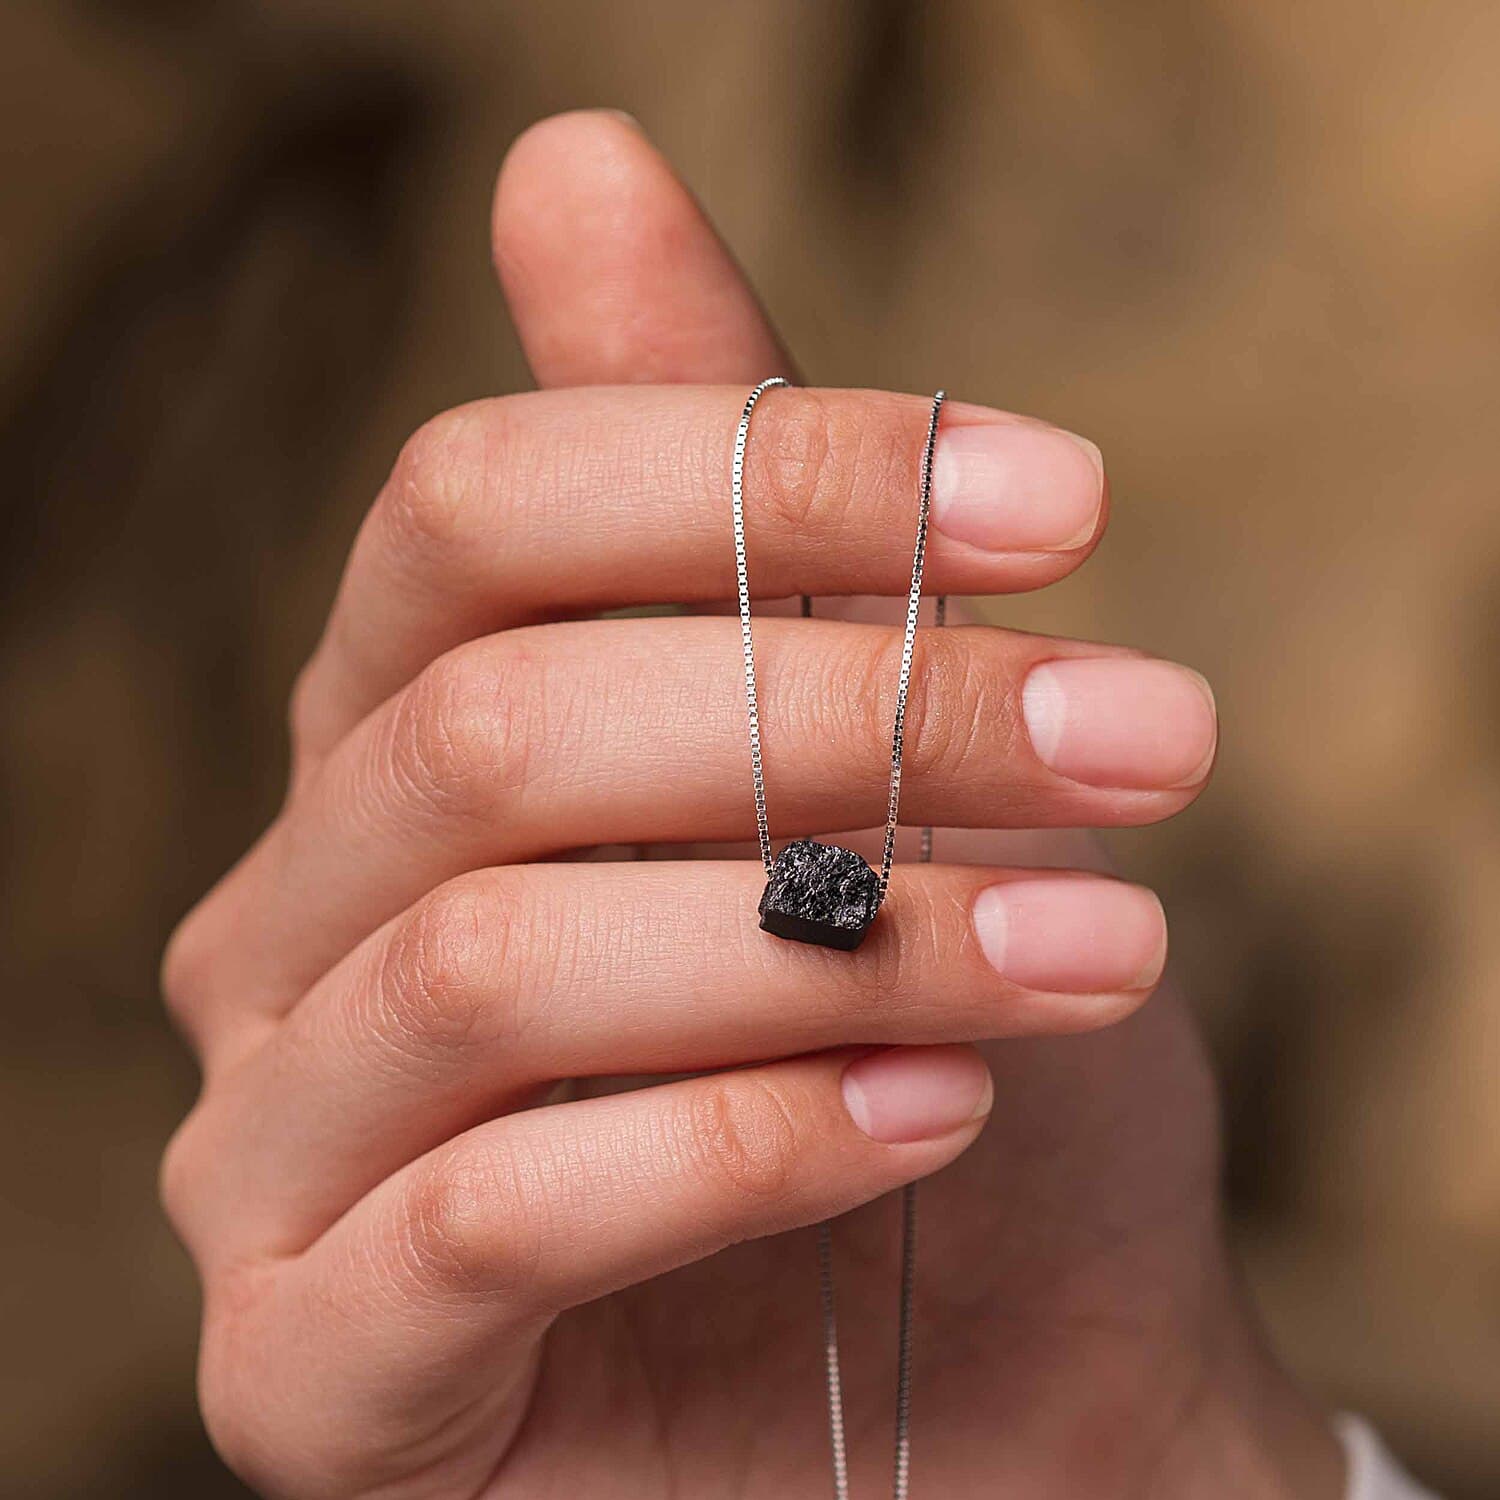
731 376 787 877
877 391 945 904
732 380 947 1499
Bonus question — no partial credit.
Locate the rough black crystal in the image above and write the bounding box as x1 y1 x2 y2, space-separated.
758 839 881 950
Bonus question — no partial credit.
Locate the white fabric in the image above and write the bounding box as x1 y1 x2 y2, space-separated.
1340 1416 1440 1500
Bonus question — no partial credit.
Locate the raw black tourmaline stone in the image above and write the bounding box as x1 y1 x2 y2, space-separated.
758 839 881 950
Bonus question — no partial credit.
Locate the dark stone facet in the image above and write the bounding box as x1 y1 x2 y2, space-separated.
758 839 881 950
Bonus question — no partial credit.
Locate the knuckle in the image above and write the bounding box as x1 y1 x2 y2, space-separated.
751 390 845 534
845 629 907 783
158 1111 205 1242
835 630 994 806
382 402 497 561
160 899 264 1077
160 908 214 1038
754 390 911 539
386 645 534 820
399 1143 544 1300
377 875 522 1057
687 1075 802 1204
901 631 991 784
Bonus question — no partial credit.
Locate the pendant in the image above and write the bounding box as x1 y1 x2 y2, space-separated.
758 839 881 951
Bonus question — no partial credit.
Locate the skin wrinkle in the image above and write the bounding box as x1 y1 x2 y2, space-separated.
493 876 574 1053
508 652 600 815
382 654 525 832
902 628 1002 791
385 403 502 564
689 1085 795 1228
339 943 439 1088
851 623 922 792
789 624 894 807
753 389 838 535
380 879 500 1059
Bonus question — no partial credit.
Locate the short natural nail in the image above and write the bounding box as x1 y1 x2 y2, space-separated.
931 420 1103 552
1022 658 1217 790
973 879 1167 993
842 1046 993 1144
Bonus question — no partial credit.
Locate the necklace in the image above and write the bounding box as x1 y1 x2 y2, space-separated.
731 378 947 1498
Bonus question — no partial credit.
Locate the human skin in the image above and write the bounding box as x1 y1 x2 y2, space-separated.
160 111 1345 1498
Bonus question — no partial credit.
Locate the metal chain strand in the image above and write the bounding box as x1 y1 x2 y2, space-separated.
816 1221 852 1500
819 593 942 1500
892 593 943 1500
892 1176 920 1500
733 382 948 1500
731 376 790 877
878 390 946 904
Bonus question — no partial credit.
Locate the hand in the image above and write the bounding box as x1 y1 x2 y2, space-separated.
161 112 1342 1498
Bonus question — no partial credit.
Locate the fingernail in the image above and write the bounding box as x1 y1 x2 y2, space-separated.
1022 658 1217 789
973 879 1167 993
842 1046 993 1144
600 109 641 129
931 420 1103 552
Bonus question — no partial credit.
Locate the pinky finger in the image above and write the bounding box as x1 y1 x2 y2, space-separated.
221 1048 989 1494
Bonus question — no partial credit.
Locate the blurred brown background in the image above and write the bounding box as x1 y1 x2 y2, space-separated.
3 2 1498 1495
